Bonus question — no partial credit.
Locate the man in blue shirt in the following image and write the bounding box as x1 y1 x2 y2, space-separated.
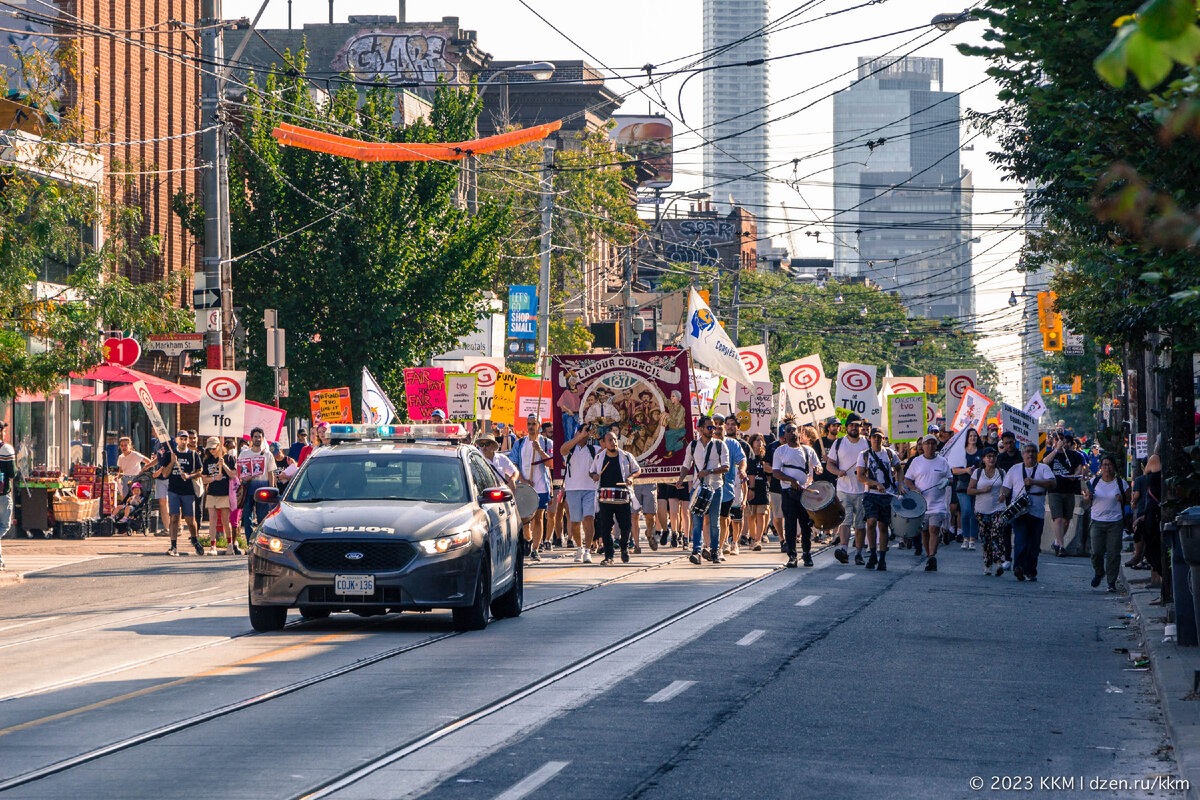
287 429 307 463
714 414 745 560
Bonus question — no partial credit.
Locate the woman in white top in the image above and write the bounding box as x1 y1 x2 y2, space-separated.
1083 454 1129 592
967 447 1007 576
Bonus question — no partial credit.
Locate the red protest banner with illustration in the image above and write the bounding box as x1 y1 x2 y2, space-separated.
403 367 447 421
309 387 352 424
951 386 993 433
551 350 693 482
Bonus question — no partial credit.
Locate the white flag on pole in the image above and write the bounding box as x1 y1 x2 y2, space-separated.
684 288 755 388
361 367 398 425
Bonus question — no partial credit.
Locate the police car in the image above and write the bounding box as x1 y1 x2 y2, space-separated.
247 424 522 632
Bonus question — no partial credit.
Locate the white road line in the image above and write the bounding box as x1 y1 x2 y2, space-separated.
491 761 570 800
163 588 213 600
0 616 59 633
735 630 766 647
644 680 696 704
836 573 855 581
795 595 821 606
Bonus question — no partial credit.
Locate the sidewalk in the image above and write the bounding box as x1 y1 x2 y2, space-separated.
1129 572 1200 800
0 533 173 586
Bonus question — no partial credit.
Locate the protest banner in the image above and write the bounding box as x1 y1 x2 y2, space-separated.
735 381 773 434
244 401 287 442
926 402 939 429
462 356 505 420
131 380 170 442
199 369 247 437
1023 391 1049 420
881 375 923 430
551 350 692 481
403 367 447 421
887 393 926 442
779 354 831 428
514 377 552 423
834 362 882 427
491 372 520 426
309 387 352 425
444 373 478 421
1000 403 1037 445
737 345 768 382
951 387 992 433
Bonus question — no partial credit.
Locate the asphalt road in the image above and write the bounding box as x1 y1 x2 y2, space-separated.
0 539 1183 800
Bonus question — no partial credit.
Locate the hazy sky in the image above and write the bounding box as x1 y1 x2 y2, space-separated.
228 0 1029 402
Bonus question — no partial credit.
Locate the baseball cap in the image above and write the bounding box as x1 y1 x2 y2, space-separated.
927 424 941 433
845 413 863 424
433 409 447 419
921 433 940 444
825 416 841 425
205 437 220 449
131 481 142 489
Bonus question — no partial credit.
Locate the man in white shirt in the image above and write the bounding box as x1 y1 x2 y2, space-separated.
560 422 600 563
904 434 953 572
511 414 553 562
475 436 517 490
826 413 870 566
236 427 276 545
856 429 901 571
772 423 823 568
115 436 149 501
678 416 729 565
1001 443 1057 582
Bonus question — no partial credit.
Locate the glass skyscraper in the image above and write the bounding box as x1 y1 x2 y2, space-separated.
832 56 974 323
702 0 770 215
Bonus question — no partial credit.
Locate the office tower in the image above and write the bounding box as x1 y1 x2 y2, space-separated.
702 0 770 215
832 56 974 322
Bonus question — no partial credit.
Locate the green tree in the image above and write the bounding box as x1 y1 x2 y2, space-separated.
176 51 510 419
0 49 189 398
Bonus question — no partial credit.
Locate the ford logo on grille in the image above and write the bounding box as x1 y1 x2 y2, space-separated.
344 551 364 560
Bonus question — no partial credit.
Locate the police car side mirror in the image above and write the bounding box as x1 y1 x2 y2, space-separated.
255 486 281 505
480 487 512 505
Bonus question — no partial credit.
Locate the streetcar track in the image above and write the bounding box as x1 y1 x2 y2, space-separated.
0 553 691 793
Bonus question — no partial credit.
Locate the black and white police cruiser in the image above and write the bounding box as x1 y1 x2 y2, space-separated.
247 423 522 632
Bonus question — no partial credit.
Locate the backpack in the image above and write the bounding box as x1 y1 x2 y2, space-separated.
566 443 598 479
1089 475 1132 530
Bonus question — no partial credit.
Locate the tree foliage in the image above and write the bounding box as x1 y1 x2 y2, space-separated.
0 49 189 397
178 51 511 418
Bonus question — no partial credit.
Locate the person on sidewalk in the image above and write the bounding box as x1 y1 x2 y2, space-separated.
1130 455 1163 589
589 429 642 565
165 431 204 557
904 434 953 573
0 421 14 569
115 437 149 502
112 482 147 534
1001 444 1056 582
1083 455 1131 593
202 438 240 554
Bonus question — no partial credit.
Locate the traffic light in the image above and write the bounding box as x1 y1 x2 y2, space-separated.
1042 376 1053 395
1038 291 1063 351
1058 394 1068 407
925 374 937 395
1043 328 1062 352
1071 375 1082 394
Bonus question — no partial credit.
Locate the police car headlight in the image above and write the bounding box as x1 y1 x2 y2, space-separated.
255 533 295 554
419 531 472 555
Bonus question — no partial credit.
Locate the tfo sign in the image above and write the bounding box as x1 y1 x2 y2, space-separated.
198 369 246 436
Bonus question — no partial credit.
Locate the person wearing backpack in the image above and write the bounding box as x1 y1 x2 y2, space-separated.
560 421 600 563
1083 454 1131 593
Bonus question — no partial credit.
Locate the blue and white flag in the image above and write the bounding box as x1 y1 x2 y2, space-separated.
684 288 755 389
361 367 398 425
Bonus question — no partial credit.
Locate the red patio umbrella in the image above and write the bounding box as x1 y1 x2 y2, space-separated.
70 364 178 386
82 382 200 404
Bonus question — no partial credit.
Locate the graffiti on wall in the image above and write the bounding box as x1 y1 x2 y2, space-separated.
332 30 460 84
658 219 735 268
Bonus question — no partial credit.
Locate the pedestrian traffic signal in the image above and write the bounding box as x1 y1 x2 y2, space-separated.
1071 375 1082 394
1042 376 1053 395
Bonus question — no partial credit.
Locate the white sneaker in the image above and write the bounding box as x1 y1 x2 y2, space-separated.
574 547 584 563
961 541 968 549
583 549 592 563
1001 560 1012 570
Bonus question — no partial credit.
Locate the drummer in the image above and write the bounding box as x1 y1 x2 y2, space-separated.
772 423 823 568
903 433 953 573
588 429 642 565
856 429 901 571
678 415 729 565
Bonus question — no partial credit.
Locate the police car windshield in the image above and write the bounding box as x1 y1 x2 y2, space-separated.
286 452 468 504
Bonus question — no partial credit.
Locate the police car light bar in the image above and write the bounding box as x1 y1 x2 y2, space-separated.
327 423 468 442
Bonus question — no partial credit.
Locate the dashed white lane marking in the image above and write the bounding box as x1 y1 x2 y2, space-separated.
0 616 59 633
491 761 570 800
795 595 821 606
644 680 697 703
836 573 855 581
736 630 766 646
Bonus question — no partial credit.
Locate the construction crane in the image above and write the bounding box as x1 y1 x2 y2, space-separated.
780 202 800 258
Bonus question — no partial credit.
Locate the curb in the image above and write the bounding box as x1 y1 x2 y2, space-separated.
1127 572 1200 800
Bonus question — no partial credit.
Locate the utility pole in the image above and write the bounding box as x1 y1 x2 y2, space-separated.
199 0 225 369
622 247 634 351
537 139 554 375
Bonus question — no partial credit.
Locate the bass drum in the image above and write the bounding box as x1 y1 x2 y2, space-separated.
513 483 541 519
890 490 927 539
800 482 845 530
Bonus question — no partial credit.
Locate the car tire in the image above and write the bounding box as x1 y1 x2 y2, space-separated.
298 606 331 620
452 561 490 632
248 598 287 632
491 552 523 619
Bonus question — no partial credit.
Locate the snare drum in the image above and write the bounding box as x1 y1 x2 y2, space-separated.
598 487 630 504
690 484 715 516
513 483 540 519
997 492 1031 525
800 482 845 530
890 490 927 539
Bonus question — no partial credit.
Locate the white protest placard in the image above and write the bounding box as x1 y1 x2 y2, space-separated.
881 375 923 430
1000 402 1037 445
198 369 246 438
737 345 768 382
945 369 978 413
735 381 773 435
131 380 170 443
1023 391 1049 420
834 362 881 427
942 425 970 469
1135 433 1149 459
926 403 939 429
445 373 478 421
887 393 926 442
779 354 827 394
786 379 833 429
463 356 505 420
950 387 992 434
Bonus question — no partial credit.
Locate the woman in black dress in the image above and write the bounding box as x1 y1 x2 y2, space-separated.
745 434 771 551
